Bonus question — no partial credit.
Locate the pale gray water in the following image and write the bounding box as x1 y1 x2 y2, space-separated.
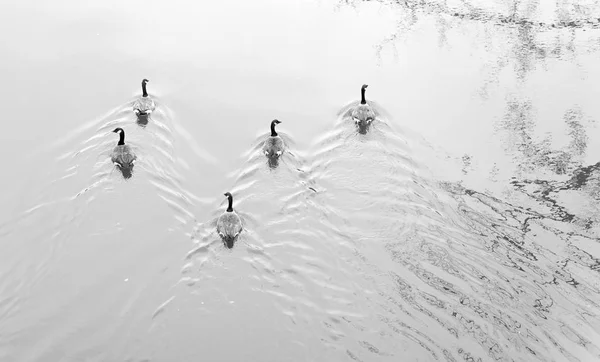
0 0 599 361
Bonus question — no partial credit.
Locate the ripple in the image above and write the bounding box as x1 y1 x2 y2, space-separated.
178 120 416 361
288 105 600 361
57 96 203 228
0 93 220 360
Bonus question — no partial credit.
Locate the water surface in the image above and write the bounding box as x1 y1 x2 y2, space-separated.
0 0 599 361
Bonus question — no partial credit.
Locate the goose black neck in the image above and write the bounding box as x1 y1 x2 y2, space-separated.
118 131 125 146
360 87 367 105
226 195 233 212
270 122 278 137
142 82 148 97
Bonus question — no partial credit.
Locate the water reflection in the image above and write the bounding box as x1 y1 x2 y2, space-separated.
266 156 280 169
343 0 600 63
136 113 150 128
498 99 594 178
438 173 600 361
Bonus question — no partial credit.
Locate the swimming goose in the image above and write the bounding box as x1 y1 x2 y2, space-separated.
262 119 285 159
132 79 156 116
216 192 243 249
351 84 376 134
111 127 137 179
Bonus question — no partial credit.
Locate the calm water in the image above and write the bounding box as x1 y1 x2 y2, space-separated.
1 0 599 361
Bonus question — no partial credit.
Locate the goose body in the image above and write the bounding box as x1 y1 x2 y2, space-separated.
133 79 156 115
111 144 136 168
216 192 243 248
133 97 155 115
351 104 376 123
111 128 137 179
262 119 285 158
352 84 375 134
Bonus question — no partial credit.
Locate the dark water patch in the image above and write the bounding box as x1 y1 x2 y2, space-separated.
509 161 600 232
438 178 600 361
496 99 595 179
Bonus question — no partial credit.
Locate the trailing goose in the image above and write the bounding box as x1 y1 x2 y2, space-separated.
111 127 137 179
216 192 243 249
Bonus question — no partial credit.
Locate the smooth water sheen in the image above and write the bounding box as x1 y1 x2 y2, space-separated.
1 0 599 361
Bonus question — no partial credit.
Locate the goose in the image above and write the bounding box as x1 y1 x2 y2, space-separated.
132 79 156 115
262 119 285 159
111 127 137 179
216 192 243 248
351 84 376 134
